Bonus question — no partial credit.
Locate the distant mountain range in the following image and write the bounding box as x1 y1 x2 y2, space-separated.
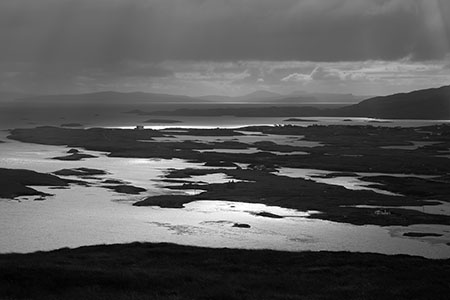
143 85 450 120
6 85 450 119
12 90 369 106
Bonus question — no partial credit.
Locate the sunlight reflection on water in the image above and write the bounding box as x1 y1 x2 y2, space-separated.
0 130 449 258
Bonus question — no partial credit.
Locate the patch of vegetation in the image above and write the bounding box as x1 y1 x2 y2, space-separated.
0 242 449 300
53 168 107 177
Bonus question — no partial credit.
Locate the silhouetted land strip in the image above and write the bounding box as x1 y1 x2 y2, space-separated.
53 168 107 177
0 242 449 300
284 118 318 122
0 168 68 199
103 184 146 195
403 232 443 237
131 85 450 119
52 153 97 161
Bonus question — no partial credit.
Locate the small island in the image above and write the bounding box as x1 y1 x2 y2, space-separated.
283 118 318 122
0 168 68 199
144 118 182 124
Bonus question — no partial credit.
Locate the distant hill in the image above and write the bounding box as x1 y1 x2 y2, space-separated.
336 85 450 119
199 90 368 104
140 86 450 119
10 86 450 119
16 91 209 104
199 90 283 102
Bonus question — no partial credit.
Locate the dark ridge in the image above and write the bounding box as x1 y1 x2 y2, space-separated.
336 85 450 119
0 242 449 300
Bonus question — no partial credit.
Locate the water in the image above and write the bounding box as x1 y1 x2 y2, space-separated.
1 130 450 258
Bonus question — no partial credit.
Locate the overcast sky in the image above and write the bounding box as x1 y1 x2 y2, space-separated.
1 0 449 96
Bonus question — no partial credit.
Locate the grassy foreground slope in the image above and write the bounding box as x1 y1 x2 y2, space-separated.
0 242 449 300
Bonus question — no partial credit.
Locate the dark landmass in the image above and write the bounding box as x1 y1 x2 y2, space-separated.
403 232 443 237
53 168 107 177
134 195 193 208
336 85 450 119
131 85 450 119
52 153 97 161
103 184 146 195
203 160 238 167
67 148 79 153
253 211 284 218
0 242 449 300
233 223 251 228
0 168 68 199
60 123 83 127
284 118 318 122
144 118 182 124
102 179 126 184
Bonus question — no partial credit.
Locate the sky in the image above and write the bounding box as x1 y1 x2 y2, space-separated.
0 0 449 97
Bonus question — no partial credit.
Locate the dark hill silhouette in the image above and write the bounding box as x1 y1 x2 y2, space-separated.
336 85 450 119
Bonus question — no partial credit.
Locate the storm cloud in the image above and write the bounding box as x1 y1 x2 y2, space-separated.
0 0 449 95
1 0 449 64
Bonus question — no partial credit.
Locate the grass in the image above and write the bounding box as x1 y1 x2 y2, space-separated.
0 242 449 300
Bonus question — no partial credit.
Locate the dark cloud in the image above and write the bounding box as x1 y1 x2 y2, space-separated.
0 0 448 65
0 0 449 94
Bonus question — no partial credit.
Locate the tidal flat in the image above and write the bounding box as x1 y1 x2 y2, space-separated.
1 119 450 300
1 123 450 256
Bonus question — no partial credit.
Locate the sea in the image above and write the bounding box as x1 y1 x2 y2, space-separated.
1 107 449 258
